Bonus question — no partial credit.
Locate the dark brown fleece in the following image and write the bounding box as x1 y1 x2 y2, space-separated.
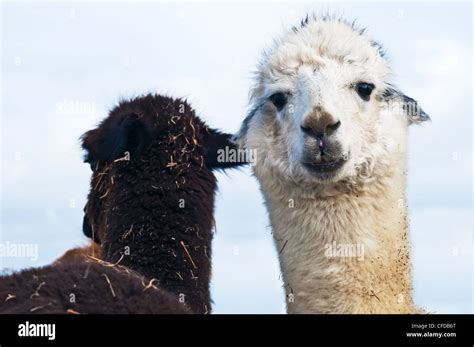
0 261 190 314
0 94 245 314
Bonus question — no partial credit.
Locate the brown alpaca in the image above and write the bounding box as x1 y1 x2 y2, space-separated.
0 94 245 314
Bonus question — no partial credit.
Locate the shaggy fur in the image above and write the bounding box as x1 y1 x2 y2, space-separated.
81 94 245 313
0 94 244 314
53 242 101 264
234 16 429 313
0 261 191 314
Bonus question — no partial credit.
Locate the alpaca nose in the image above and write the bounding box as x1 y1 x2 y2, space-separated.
300 107 340 138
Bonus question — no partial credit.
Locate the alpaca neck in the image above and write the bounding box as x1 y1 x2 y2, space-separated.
261 160 416 313
100 198 213 314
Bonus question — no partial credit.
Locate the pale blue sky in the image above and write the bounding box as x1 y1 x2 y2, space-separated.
1 1 472 313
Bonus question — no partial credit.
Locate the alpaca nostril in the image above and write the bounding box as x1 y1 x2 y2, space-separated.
300 125 312 134
301 121 339 138
326 120 341 132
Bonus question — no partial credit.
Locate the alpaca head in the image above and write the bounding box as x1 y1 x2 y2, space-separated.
235 16 429 185
80 94 245 314
81 94 244 245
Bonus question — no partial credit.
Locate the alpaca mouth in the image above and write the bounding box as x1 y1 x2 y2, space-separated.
302 157 345 173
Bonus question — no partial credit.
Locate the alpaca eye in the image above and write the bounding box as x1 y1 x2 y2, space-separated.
355 83 375 101
269 92 288 111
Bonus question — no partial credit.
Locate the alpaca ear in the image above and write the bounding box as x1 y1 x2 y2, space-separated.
81 112 150 168
204 130 248 169
382 87 430 124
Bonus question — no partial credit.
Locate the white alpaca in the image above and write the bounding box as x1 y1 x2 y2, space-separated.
234 16 429 313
